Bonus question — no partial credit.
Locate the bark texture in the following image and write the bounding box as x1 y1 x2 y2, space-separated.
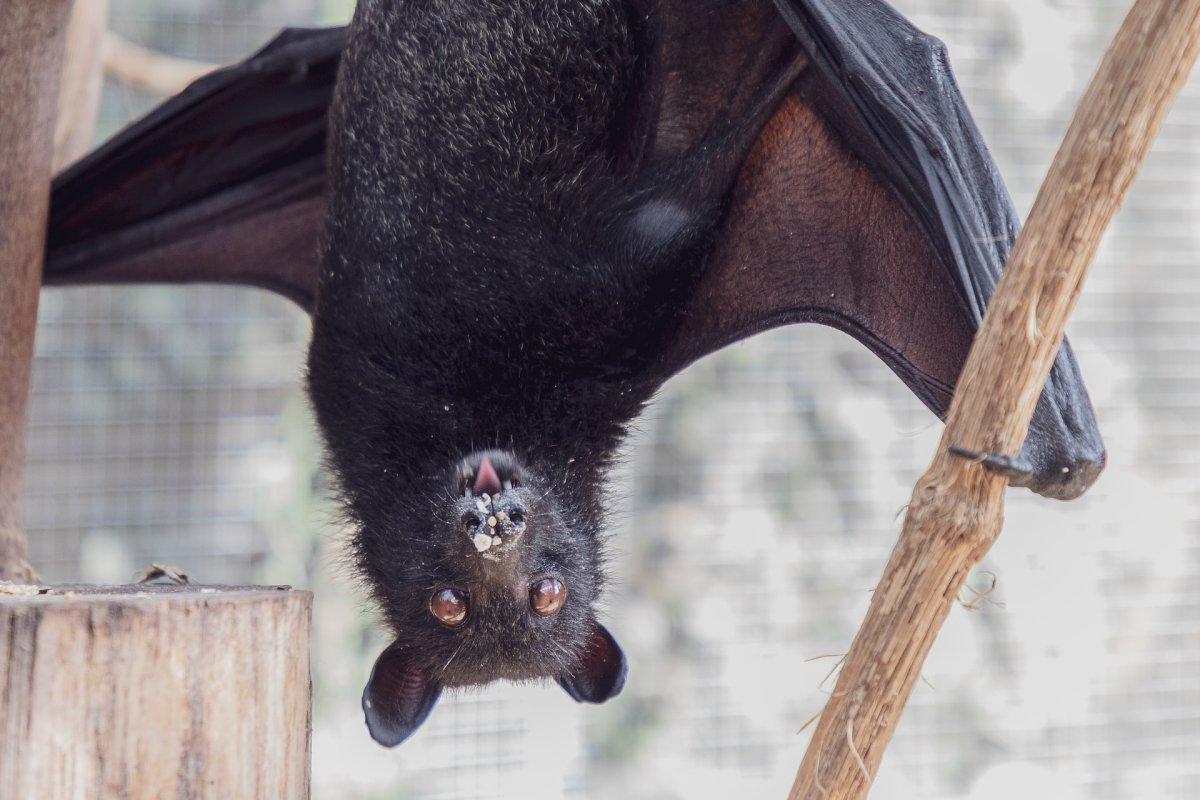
0 585 312 800
0 0 75 582
789 0 1200 796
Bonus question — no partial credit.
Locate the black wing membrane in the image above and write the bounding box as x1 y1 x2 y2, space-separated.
780 0 1105 496
774 0 1105 497
647 0 1104 499
44 27 346 309
774 0 1015 322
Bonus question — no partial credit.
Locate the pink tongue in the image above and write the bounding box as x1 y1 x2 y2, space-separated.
473 457 502 496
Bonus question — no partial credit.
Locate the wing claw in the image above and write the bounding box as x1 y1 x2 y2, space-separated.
948 446 1035 484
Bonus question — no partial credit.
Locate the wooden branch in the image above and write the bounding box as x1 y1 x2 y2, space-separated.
0 585 312 799
788 0 1200 796
54 0 109 172
103 32 217 97
0 0 75 582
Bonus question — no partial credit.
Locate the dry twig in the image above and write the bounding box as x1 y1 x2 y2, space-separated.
789 1 1200 796
103 32 217 96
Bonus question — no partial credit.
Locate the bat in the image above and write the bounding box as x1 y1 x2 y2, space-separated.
44 0 1106 747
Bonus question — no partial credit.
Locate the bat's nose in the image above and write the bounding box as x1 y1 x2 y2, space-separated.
462 489 530 557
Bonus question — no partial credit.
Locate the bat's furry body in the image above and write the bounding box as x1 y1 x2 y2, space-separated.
310 0 640 690
309 1 807 745
312 1 651 493
309 0 667 744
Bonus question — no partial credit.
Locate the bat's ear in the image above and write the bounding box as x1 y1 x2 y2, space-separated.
557 621 627 704
362 641 442 747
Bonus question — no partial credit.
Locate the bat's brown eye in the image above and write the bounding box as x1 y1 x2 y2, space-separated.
529 577 567 616
429 588 468 626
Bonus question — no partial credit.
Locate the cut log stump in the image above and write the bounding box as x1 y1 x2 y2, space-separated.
0 584 312 800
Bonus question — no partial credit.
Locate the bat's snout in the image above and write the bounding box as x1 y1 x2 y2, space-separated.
454 451 531 557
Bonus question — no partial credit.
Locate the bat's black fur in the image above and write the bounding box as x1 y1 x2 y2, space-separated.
307 0 770 746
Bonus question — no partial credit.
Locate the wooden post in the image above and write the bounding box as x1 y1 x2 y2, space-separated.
0 585 312 799
0 0 74 582
789 0 1200 797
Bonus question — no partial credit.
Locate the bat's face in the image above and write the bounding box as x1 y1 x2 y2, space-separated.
407 451 605 686
358 450 627 747
305 316 629 745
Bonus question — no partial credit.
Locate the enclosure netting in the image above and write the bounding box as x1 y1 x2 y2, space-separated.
26 1 1200 797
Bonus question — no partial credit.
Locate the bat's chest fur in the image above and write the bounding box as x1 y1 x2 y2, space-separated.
311 0 666 487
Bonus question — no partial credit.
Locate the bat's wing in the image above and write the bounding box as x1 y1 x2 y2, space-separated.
44 26 347 310
46 6 1104 498
642 0 1105 499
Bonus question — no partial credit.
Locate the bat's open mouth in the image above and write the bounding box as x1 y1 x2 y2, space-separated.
456 450 524 498
454 451 530 557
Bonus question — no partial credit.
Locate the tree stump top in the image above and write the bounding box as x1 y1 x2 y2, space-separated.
0 582 311 605
1 581 313 800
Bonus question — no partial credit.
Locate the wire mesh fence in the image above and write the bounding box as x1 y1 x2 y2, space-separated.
25 1 1200 798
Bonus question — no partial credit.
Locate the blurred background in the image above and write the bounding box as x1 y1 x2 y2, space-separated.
27 0 1200 797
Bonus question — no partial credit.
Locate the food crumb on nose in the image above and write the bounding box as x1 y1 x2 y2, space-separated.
488 516 497 528
491 536 502 547
472 533 493 552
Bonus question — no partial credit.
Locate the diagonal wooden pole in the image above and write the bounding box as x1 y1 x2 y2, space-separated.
0 1 75 582
789 0 1200 796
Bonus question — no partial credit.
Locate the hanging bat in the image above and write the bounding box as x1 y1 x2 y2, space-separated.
44 0 1106 747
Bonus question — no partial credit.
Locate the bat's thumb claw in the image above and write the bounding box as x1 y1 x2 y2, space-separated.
948 446 1035 484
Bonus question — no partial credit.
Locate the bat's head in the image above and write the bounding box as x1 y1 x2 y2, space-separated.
359 450 626 748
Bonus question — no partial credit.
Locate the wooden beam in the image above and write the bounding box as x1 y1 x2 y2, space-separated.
0 0 75 582
0 585 312 799
788 0 1200 796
